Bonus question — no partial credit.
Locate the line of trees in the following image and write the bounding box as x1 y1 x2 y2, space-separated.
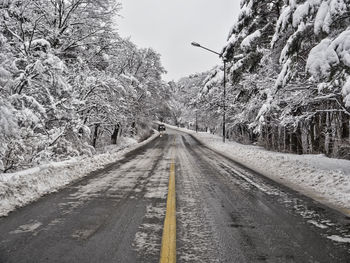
0 0 170 172
169 0 350 160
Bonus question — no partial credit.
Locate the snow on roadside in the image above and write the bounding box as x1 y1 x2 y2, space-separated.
327 235 350 243
167 124 350 213
0 132 159 217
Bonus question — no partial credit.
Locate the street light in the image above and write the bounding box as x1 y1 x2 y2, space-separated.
191 41 227 143
191 42 201 47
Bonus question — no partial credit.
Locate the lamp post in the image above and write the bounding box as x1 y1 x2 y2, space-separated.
195 108 198 133
191 42 227 143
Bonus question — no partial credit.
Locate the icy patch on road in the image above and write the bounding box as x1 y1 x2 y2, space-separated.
291 203 350 239
133 203 166 259
177 202 220 263
321 220 335 226
176 148 221 262
144 187 168 199
145 205 165 219
167 124 350 212
295 206 317 219
224 164 281 196
10 220 42 234
69 170 138 202
307 220 328 229
72 228 96 240
327 235 350 243
133 159 168 259
144 172 168 199
0 132 159 217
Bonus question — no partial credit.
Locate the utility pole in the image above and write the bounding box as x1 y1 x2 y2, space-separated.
195 109 198 133
223 60 226 143
191 42 227 142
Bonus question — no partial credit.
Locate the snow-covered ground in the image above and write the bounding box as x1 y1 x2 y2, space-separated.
168 124 350 215
0 133 159 217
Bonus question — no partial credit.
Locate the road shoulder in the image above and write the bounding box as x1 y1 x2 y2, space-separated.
0 131 160 217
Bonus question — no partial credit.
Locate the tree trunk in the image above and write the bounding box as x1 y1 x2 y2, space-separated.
301 123 308 154
111 123 120 145
310 116 316 153
92 123 100 148
330 111 336 156
283 126 286 152
325 111 330 155
131 121 136 136
271 125 275 150
291 132 298 153
333 112 342 157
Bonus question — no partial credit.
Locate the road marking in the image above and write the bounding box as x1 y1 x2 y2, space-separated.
160 160 176 263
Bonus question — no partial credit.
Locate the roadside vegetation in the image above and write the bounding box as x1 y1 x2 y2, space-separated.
168 0 350 160
0 0 170 172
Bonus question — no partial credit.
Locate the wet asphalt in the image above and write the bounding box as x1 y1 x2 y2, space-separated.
0 128 349 262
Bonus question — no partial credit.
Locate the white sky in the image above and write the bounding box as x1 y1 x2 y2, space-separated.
116 0 240 81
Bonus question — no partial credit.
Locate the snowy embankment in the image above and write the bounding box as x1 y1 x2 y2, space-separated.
0 133 159 217
168 125 350 214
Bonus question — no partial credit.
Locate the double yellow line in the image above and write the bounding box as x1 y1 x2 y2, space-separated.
160 139 176 263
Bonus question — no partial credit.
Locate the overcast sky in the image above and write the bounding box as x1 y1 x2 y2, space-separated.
117 0 240 81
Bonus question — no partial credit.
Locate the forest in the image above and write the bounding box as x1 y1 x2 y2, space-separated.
0 0 171 172
171 0 350 160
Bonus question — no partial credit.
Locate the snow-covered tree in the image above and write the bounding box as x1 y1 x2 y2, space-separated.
170 71 215 131
198 0 284 141
0 0 168 172
189 0 350 158
266 0 350 156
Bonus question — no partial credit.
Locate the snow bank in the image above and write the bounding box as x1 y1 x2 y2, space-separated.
168 125 350 214
0 132 159 217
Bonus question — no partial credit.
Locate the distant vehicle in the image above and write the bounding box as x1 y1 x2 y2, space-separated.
158 124 166 132
158 124 166 137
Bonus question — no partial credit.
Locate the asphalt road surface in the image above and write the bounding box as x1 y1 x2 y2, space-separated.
0 128 349 262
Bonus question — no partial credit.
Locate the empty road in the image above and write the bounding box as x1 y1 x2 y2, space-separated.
0 128 349 262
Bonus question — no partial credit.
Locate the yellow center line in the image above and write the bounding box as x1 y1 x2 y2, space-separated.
160 137 176 263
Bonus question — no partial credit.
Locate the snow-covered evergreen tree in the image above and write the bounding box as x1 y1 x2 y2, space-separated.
192 0 350 158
